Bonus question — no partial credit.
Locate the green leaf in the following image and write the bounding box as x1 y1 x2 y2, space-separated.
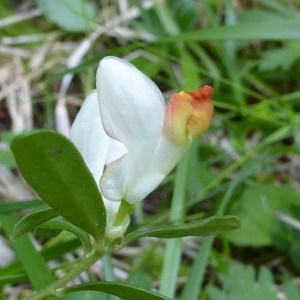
290 239 300 272
64 291 108 300
0 274 27 286
161 20 300 42
63 282 172 300
0 238 81 286
226 184 300 246
207 262 277 300
259 43 300 71
283 281 300 299
37 0 97 32
0 292 8 300
39 217 92 254
0 214 54 291
11 207 58 240
0 200 45 214
120 216 240 247
11 130 106 242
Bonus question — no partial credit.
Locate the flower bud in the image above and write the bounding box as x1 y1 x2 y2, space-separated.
164 85 214 146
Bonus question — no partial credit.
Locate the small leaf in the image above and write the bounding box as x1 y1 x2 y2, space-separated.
207 261 277 300
11 207 58 240
11 130 106 242
283 281 300 299
0 200 45 214
63 282 172 300
121 216 240 247
226 184 300 246
39 217 93 253
37 0 97 32
0 214 54 291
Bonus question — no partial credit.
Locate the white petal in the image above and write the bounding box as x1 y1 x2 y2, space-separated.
70 91 129 237
125 136 187 204
101 135 187 204
97 57 167 202
70 91 107 182
97 57 165 153
70 90 126 184
100 153 131 201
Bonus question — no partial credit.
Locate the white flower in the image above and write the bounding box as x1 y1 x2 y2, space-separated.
70 57 213 239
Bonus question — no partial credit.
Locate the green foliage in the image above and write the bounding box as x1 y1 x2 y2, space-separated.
11 208 58 240
2 0 300 299
167 0 198 31
226 184 300 246
126 271 153 291
259 42 300 71
37 0 97 32
0 214 54 291
0 235 81 286
290 240 300 271
207 262 277 300
11 130 106 243
38 217 93 254
9 129 240 299
121 216 240 248
159 20 300 42
283 281 300 299
64 282 172 300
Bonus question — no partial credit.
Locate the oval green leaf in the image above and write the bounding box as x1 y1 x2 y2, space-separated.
63 282 172 300
11 207 58 240
39 217 92 253
11 130 106 242
37 0 97 33
120 216 240 247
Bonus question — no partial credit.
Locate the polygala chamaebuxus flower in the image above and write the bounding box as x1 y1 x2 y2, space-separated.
70 56 213 239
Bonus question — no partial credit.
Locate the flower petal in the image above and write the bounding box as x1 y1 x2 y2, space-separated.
100 134 187 204
97 57 166 203
70 90 126 184
70 91 129 237
125 136 187 204
100 154 130 202
97 57 165 152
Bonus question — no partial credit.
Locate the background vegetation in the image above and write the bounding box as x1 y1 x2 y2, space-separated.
0 0 300 299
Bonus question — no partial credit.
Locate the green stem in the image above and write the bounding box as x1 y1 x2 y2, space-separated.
26 249 103 300
113 201 132 227
154 0 180 36
179 182 238 300
159 149 191 298
102 254 118 300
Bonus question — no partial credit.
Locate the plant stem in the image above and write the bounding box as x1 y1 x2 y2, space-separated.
179 181 238 300
102 254 118 300
26 249 103 300
159 149 191 298
113 201 132 227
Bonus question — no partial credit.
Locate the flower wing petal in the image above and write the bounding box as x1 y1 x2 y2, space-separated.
70 91 126 184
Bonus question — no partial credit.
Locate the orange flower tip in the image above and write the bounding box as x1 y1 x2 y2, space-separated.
163 85 214 146
186 85 214 101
